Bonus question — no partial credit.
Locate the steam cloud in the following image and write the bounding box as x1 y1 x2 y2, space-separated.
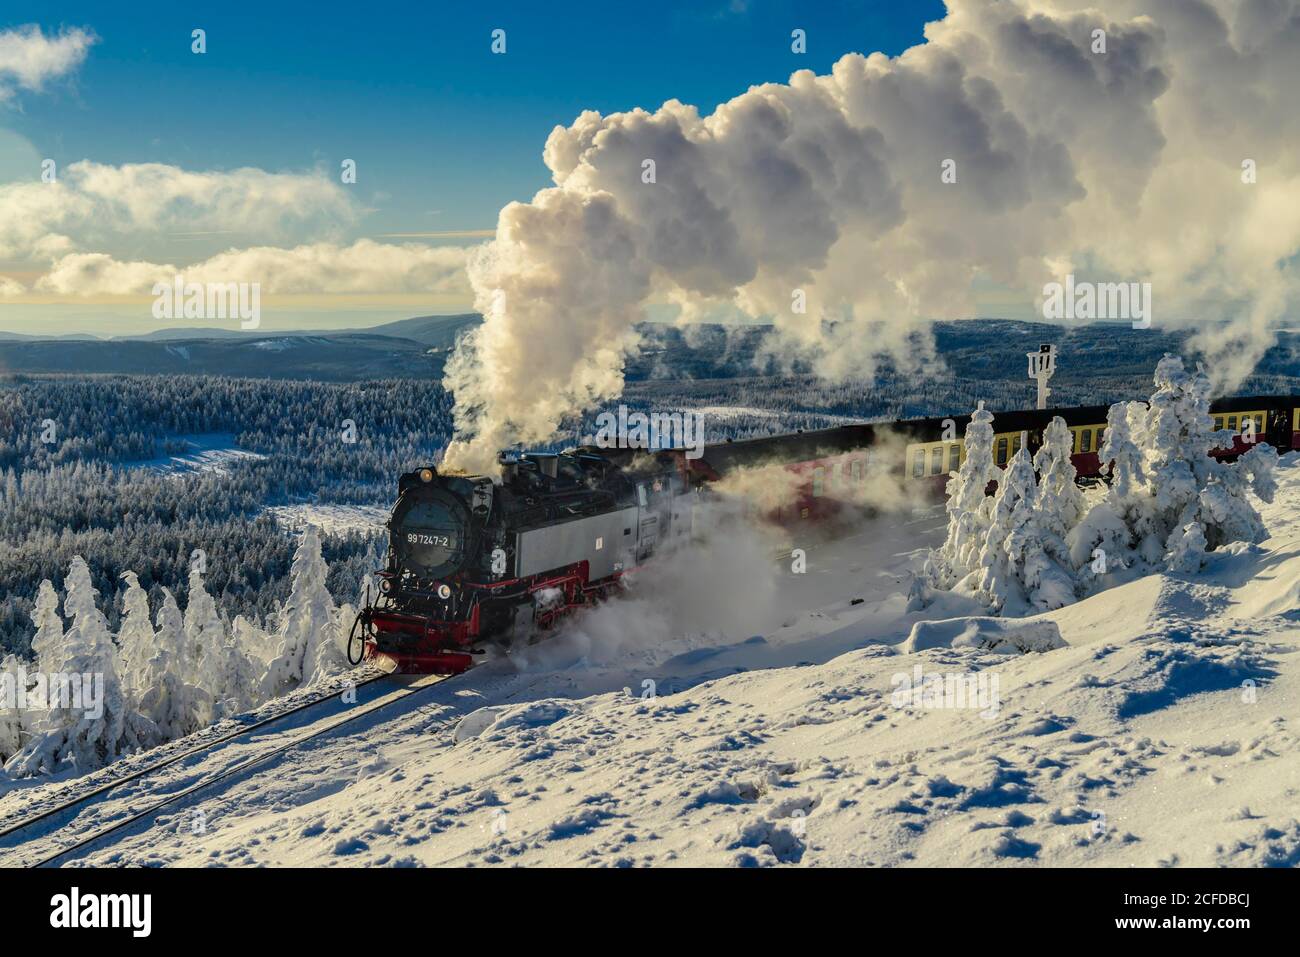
443 0 1300 474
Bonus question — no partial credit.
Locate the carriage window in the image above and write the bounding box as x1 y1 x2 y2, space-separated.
812 467 825 497
1254 414 1265 433
929 447 942 475
912 452 925 478
1096 427 1105 450
996 438 1008 465
852 459 863 483
1214 416 1224 430
948 444 961 471
1227 415 1238 430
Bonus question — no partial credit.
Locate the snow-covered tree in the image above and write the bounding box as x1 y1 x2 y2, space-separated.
207 616 268 716
971 444 1076 614
185 568 236 721
927 403 999 589
0 654 25 763
29 580 64 662
264 526 345 696
1101 401 1146 503
9 558 157 775
1165 519 1209 574
1102 356 1276 572
115 571 156 709
1034 417 1085 536
136 587 209 741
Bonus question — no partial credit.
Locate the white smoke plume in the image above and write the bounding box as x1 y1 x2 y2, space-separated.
708 430 927 519
444 0 1300 474
501 498 784 672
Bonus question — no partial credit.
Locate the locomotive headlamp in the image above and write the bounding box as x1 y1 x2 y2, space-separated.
379 578 393 594
419 468 435 483
437 584 452 600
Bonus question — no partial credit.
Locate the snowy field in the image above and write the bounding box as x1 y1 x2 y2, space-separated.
16 457 1296 867
126 433 264 476
263 504 388 536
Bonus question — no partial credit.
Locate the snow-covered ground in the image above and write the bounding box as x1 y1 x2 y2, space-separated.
126 433 264 476
263 503 388 536
24 460 1300 867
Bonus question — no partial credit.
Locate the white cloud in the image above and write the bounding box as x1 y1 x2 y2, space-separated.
0 161 361 260
0 276 25 298
34 240 472 297
0 25 96 103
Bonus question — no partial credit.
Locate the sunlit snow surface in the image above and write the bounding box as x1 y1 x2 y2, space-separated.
127 433 264 475
14 456 1300 867
264 504 388 536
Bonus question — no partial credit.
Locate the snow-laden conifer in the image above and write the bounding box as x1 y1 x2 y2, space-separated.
264 526 345 696
928 403 998 589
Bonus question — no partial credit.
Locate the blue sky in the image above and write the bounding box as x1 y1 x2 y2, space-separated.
0 1 947 334
7 1 942 231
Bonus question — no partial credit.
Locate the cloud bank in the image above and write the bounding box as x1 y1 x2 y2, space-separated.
33 240 470 297
2 162 470 300
0 161 359 261
442 0 1300 474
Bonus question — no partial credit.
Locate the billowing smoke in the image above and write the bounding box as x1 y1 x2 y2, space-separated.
499 498 785 672
443 0 1300 474
709 431 928 519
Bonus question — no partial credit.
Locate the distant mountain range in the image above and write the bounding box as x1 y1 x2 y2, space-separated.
0 315 481 381
1 314 1296 386
114 313 481 349
0 330 100 341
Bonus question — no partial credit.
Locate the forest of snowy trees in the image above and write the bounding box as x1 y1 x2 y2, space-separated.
923 356 1280 614
0 375 447 653
0 526 357 777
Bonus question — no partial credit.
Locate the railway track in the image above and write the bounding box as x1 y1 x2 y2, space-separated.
0 667 458 868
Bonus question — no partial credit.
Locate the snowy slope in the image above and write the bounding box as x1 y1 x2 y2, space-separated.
42 459 1300 867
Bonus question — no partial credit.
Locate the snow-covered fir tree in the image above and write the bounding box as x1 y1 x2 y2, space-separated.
134 586 209 741
115 571 156 710
927 402 999 589
264 526 346 696
0 654 24 764
1034 416 1085 541
185 568 236 722
1102 356 1276 574
29 579 64 662
971 443 1074 613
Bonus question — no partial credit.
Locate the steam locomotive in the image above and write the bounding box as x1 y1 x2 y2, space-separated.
352 393 1300 674
349 449 688 673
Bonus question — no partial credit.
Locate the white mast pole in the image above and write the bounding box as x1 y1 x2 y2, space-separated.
1027 343 1057 411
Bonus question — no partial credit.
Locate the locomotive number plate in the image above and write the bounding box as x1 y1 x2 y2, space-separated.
407 532 454 547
